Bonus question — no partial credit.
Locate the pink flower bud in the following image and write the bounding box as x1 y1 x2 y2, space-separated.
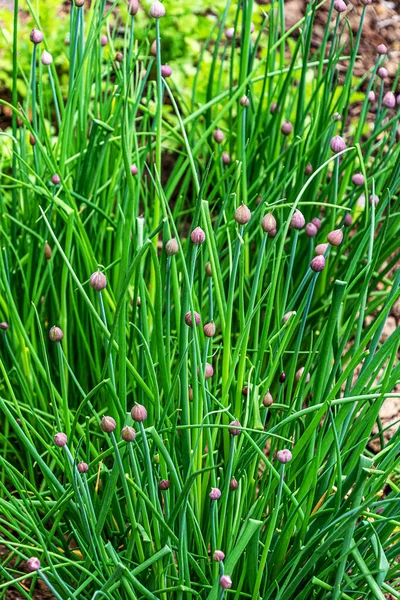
159 479 170 490
290 209 305 230
77 461 88 473
128 0 139 15
191 226 206 244
368 91 376 102
295 367 310 382
310 255 325 272
311 217 322 230
376 44 387 55
54 432 67 447
90 271 107 291
228 419 242 436
234 203 251 224
49 326 64 342
276 448 292 463
100 35 108 47
305 162 313 175
209 487 221 500
377 67 388 79
281 121 292 136
130 164 139 175
213 550 225 562
240 95 250 107
383 91 396 109
261 213 276 233
263 391 273 407
225 27 235 40
352 172 364 186
0 322 9 331
213 129 225 143
327 229 343 246
305 222 318 238
184 311 201 327
203 321 216 337
344 212 353 227
51 173 61 185
131 403 147 422
334 0 346 11
199 363 214 379
149 1 165 18
165 238 179 256
41 51 53 65
369 194 379 206
27 557 41 571
315 243 328 255
229 477 238 490
101 416 116 432
220 575 232 589
270 102 278 114
30 29 44 44
330 135 346 153
121 426 136 442
222 151 231 165
161 64 172 77
283 311 296 324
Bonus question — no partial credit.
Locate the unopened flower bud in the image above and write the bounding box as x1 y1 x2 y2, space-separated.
383 91 396 109
279 371 286 383
101 416 116 432
263 391 273 407
54 432 67 447
220 575 232 589
369 194 379 206
376 44 387 55
222 151 231 165
130 164 138 175
213 129 224 143
261 213 276 233
209 487 221 500
51 173 60 185
283 311 295 324
229 477 238 490
305 162 313 175
332 112 342 122
161 64 172 77
240 95 249 107
213 550 225 562
315 243 328 255
191 226 206 244
234 203 251 225
290 209 305 230
378 67 388 79
121 426 136 442
352 173 364 186
29 133 36 146
205 262 212 277
305 222 318 237
149 1 165 18
30 29 44 44
344 212 353 227
327 229 343 246
276 448 292 463
188 386 193 401
100 34 108 47
185 311 201 327
203 321 216 337
270 102 277 114
150 40 157 56
228 419 242 436
159 479 170 490
281 121 292 136
90 271 107 291
225 27 235 40
49 326 64 342
128 0 139 15
0 322 9 331
310 255 325 272
368 91 375 102
131 403 147 422
44 242 52 260
334 0 346 11
41 51 53 65
27 557 41 571
295 367 310 382
311 217 321 230
199 363 214 379
77 461 88 473
75 0 85 6
165 238 179 256
330 135 346 153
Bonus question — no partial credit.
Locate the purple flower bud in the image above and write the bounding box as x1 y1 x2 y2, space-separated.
149 1 166 18
115 52 124 63
383 91 396 109
281 121 292 136
283 311 295 324
295 367 310 382
54 432 67 447
49 326 64 342
220 575 232 589
213 129 225 143
263 391 273 407
327 229 343 246
199 362 214 379
150 40 157 56
101 416 116 433
315 243 328 255
209 487 221 500
158 479 170 490
128 0 139 15
0 322 9 331
310 255 325 272
344 212 353 227
270 102 278 114
51 173 61 185
185 311 201 327
203 321 216 337
330 135 346 153
165 238 179 256
130 164 138 175
222 151 231 165
228 419 242 436
305 162 313 175
397 94 400 105
77 461 88 473
370 194 379 206
30 29 44 44
100 34 108 47
225 27 235 40
234 203 251 224
276 448 292 464
268 228 277 238
290 209 305 230
368 91 376 102
279 372 286 383
121 426 136 442
131 403 147 422
27 557 41 571
240 95 250 107
213 550 225 562
90 271 107 291
311 217 322 230
41 51 53 65
191 226 206 244
305 222 318 238
377 67 388 79
334 0 347 11
376 44 387 55
161 64 172 77
352 172 364 186
261 213 276 233
229 477 238 490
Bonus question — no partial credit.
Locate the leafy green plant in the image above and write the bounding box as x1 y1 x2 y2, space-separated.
0 0 399 599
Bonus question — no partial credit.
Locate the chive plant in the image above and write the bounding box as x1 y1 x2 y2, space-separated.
0 0 399 598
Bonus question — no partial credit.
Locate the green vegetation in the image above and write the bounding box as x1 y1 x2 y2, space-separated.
0 0 399 598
